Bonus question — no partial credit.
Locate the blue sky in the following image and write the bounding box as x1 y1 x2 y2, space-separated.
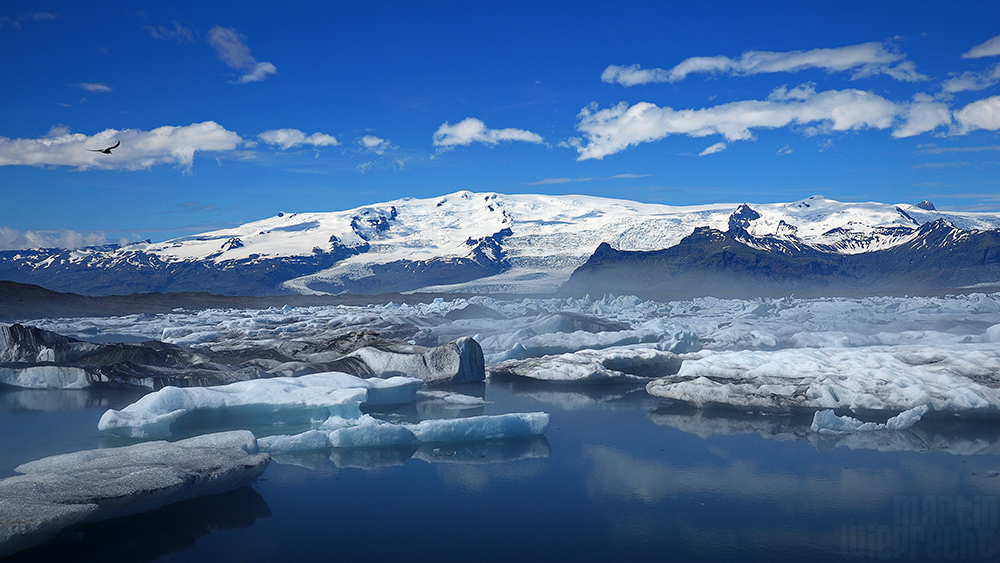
3 0 1000 249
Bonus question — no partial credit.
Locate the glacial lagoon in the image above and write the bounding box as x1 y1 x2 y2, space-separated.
4 293 1000 560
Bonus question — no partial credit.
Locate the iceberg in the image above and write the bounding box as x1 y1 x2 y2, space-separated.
490 347 681 383
646 344 1000 415
257 412 550 453
810 405 930 435
98 372 423 439
0 430 269 559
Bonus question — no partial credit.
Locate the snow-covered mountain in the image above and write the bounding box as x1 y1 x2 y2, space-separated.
3 191 1000 296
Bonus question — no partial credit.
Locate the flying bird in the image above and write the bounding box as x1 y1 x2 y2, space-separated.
87 140 120 154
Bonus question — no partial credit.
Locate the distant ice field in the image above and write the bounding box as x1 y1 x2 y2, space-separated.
21 291 1000 417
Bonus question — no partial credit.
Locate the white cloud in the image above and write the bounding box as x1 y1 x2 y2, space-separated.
777 144 793 155
0 12 59 29
74 83 112 94
602 41 926 86
207 26 277 84
144 20 195 43
432 117 544 149
698 142 726 156
573 87 903 160
0 227 108 251
941 63 1000 94
258 129 340 150
954 95 1000 133
0 121 244 171
358 135 393 155
601 65 671 87
963 35 1000 59
893 95 952 138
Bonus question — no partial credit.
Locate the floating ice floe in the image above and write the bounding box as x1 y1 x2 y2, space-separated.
490 347 682 383
257 412 550 453
646 344 1000 415
98 372 423 439
810 405 930 434
0 430 269 559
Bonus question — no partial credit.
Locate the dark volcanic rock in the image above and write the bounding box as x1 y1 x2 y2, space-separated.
0 324 258 389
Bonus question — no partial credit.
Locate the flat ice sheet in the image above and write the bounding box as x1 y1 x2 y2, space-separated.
0 430 269 559
647 344 1000 415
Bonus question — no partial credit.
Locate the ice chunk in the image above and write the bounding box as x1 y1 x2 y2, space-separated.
257 412 550 453
491 347 681 383
0 366 89 389
98 372 423 439
0 431 269 559
647 345 1000 415
811 405 929 435
322 337 485 384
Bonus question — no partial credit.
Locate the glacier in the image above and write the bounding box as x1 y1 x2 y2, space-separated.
0 430 269 559
6 191 1000 296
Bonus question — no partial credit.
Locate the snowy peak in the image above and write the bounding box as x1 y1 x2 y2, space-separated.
3 191 1000 296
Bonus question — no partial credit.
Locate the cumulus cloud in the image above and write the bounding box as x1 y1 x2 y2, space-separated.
74 83 112 94
0 227 109 251
207 26 277 84
954 95 1000 133
963 35 1000 59
572 86 907 160
698 142 726 156
358 135 394 155
602 41 926 86
258 129 340 150
0 122 244 171
432 117 544 149
893 95 952 138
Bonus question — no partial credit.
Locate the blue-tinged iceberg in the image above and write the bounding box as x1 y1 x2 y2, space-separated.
0 431 269 559
98 372 423 439
257 412 550 453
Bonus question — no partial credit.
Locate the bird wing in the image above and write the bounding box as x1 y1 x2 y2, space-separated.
108 140 120 150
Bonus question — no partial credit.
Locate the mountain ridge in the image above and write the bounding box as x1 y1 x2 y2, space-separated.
3 191 1000 297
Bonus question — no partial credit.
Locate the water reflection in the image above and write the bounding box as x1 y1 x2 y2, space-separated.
4 486 270 563
649 404 1000 455
0 387 145 412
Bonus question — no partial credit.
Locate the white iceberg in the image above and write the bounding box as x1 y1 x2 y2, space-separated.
490 347 681 383
98 372 423 439
646 344 1000 415
810 405 930 435
0 430 269 559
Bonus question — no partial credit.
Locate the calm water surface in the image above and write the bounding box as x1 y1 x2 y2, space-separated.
3 381 1000 562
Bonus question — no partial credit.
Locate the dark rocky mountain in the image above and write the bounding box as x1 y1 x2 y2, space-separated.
563 212 1000 299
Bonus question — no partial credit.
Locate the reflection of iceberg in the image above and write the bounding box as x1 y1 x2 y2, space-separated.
0 431 269 559
0 388 143 412
8 486 269 563
305 437 551 470
648 405 1000 455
